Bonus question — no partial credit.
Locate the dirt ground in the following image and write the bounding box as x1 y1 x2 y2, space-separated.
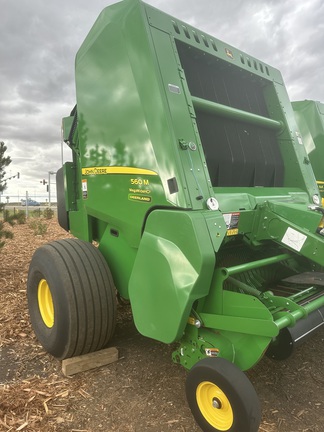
0 219 323 432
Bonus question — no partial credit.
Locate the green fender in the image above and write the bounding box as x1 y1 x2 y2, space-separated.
129 210 224 343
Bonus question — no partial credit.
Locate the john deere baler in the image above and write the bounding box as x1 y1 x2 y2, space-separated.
27 1 324 431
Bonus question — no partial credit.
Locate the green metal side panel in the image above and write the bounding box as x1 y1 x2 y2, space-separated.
63 162 76 213
128 210 226 343
293 100 324 201
251 201 324 265
62 116 74 143
98 224 138 300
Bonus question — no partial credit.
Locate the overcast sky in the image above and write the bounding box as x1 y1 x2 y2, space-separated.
1 0 323 202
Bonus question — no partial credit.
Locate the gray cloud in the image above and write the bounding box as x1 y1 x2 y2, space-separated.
1 0 324 201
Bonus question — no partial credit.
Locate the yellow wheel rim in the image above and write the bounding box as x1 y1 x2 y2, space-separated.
37 279 54 328
196 381 234 431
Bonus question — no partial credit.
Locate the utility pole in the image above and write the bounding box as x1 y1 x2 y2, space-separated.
41 172 56 206
25 191 29 218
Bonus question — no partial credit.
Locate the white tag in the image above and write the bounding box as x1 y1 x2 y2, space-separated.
281 227 307 252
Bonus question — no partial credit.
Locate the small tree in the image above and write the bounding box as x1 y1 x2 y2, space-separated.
0 141 15 249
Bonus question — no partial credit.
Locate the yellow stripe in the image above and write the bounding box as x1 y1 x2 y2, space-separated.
316 181 324 185
82 166 158 176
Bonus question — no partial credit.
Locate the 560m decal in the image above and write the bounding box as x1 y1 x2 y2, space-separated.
128 178 152 203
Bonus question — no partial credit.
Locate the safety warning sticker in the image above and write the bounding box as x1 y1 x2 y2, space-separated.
82 179 88 199
223 212 240 236
205 348 220 357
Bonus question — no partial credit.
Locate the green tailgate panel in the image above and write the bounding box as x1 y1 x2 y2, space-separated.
129 210 218 343
293 100 324 200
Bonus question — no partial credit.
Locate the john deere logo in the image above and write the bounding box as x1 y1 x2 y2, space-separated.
225 48 234 59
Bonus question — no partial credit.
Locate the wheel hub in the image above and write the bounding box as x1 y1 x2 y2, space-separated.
196 381 233 430
212 397 222 409
37 279 54 328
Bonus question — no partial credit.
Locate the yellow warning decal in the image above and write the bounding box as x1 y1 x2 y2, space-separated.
82 166 158 176
316 181 324 193
316 182 324 204
227 228 239 236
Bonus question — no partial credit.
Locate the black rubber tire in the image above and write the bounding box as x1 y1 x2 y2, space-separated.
56 167 69 232
27 238 116 359
186 358 261 432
